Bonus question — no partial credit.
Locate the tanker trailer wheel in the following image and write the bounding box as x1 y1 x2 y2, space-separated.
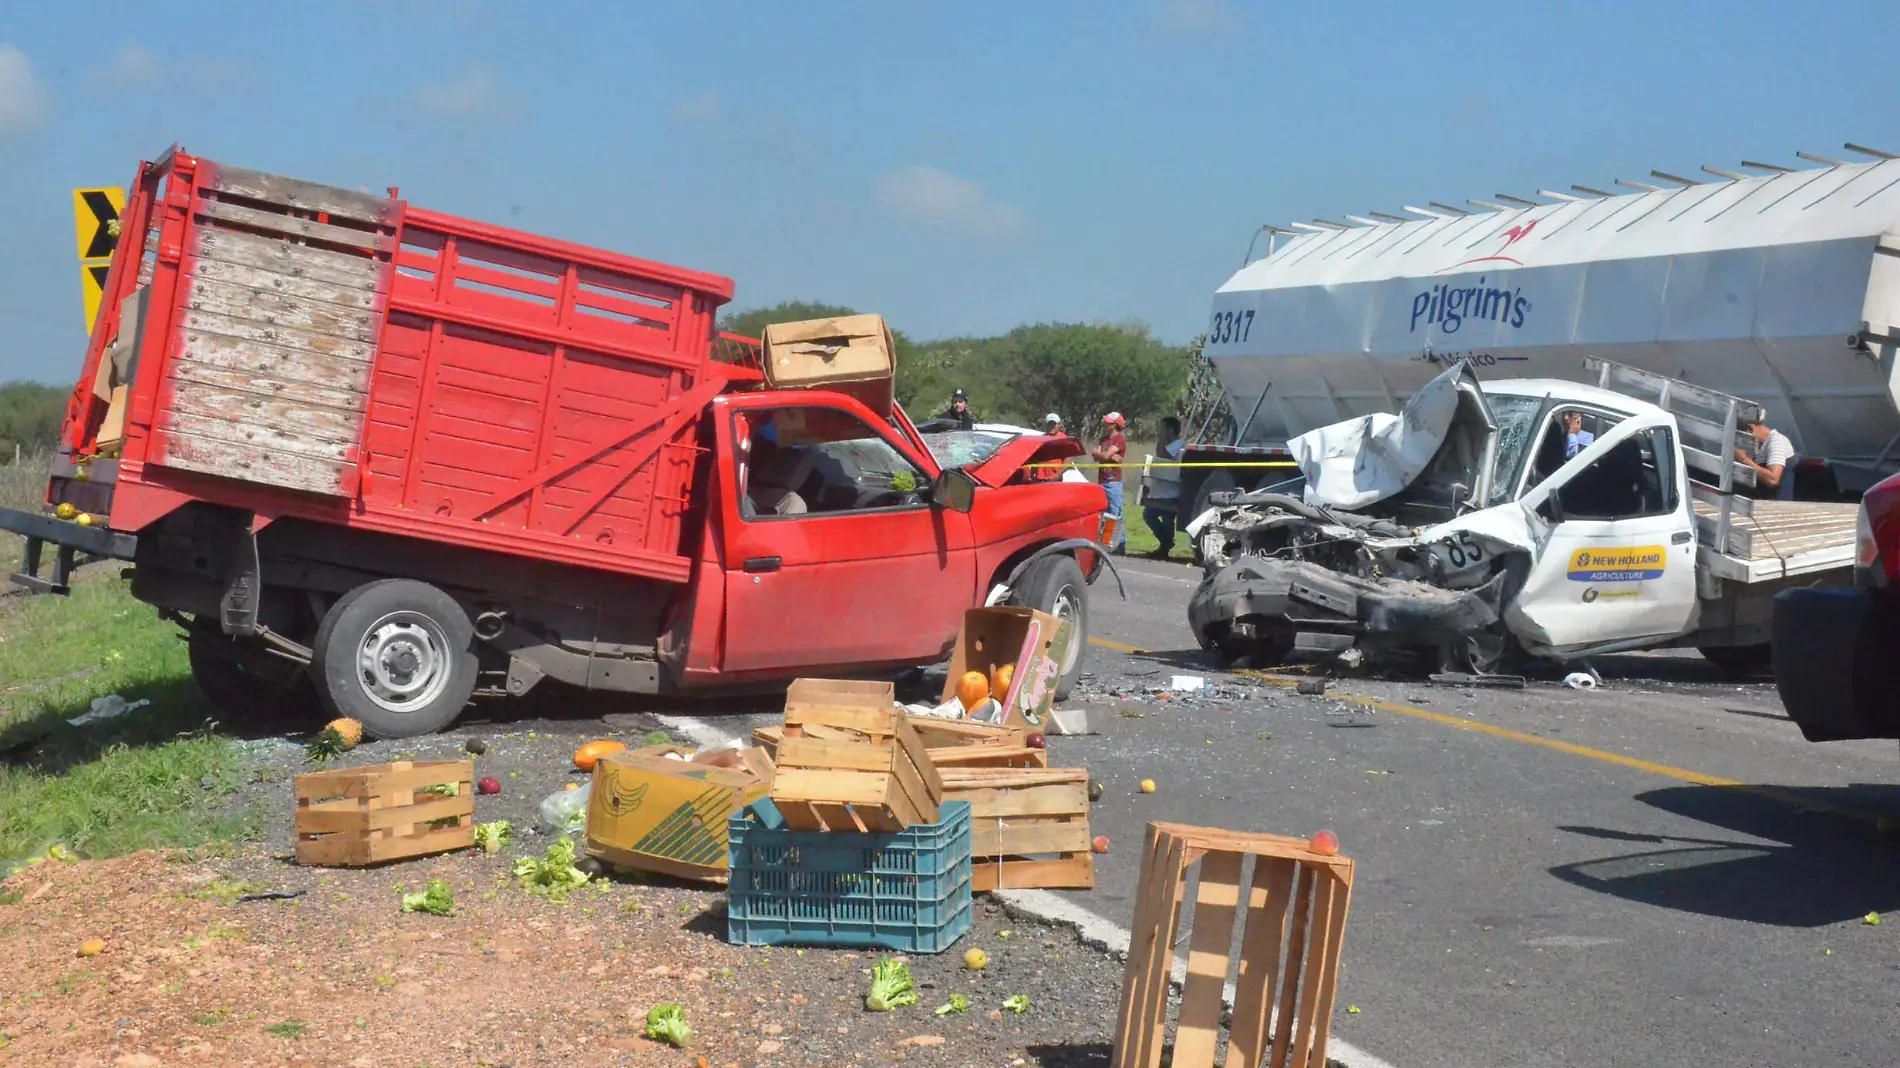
310 579 479 739
1009 553 1090 701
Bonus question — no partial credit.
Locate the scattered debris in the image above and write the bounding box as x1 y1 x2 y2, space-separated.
1429 672 1527 690
935 994 971 1016
537 782 591 834
965 948 988 971
1139 778 1156 794
644 1003 693 1048
65 693 150 728
512 836 591 901
77 937 105 957
1864 911 1882 926
400 878 455 916
1003 994 1030 1014
474 821 512 855
1296 678 1328 696
1562 672 1598 690
235 890 306 903
1171 675 1206 691
865 958 920 1011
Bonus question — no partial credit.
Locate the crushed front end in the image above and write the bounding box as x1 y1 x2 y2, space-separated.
1186 490 1510 669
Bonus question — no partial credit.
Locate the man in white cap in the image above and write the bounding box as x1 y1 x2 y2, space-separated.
1091 412 1129 553
1043 413 1066 438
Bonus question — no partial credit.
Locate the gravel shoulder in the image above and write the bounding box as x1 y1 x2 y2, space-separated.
0 846 1128 1067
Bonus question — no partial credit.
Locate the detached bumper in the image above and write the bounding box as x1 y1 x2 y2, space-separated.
0 507 137 594
1772 586 1900 741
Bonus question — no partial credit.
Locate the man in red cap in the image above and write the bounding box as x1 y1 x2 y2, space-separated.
1091 412 1129 553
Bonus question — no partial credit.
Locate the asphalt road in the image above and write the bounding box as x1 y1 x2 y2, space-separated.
1057 555 1900 1068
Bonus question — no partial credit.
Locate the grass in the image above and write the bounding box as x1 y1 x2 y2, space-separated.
0 579 260 872
1118 503 1193 562
0 446 51 572
263 1020 308 1039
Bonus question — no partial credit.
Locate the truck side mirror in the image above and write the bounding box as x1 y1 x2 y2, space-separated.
931 468 978 513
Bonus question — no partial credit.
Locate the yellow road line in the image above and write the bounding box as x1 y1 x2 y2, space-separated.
1085 636 1887 826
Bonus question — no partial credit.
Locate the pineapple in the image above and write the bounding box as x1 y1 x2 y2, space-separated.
303 727 347 765
326 718 364 748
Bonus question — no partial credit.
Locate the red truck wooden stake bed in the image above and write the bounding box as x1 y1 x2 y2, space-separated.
2 149 1107 738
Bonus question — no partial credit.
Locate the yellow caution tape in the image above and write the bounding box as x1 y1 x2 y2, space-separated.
1026 461 1301 469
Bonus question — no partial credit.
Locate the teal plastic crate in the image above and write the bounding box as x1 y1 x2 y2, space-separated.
726 798 972 953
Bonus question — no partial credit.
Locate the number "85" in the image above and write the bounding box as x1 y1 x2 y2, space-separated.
1443 532 1485 569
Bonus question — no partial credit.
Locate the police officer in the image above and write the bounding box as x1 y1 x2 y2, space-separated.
937 388 975 431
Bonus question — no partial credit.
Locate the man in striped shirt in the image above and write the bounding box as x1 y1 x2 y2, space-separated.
1736 417 1797 501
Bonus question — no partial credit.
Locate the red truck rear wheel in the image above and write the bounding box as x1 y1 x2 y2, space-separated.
311 579 480 739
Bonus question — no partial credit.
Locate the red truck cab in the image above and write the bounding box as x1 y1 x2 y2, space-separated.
0 149 1106 737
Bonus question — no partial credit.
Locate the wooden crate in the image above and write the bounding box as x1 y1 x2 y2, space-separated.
755 724 1045 770
769 717 944 832
294 760 475 867
939 767 1094 891
1113 823 1354 1068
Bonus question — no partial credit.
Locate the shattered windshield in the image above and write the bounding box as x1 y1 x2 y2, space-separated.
1485 395 1552 505
920 430 1018 469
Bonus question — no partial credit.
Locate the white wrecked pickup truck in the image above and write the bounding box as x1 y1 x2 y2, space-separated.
1185 358 1858 675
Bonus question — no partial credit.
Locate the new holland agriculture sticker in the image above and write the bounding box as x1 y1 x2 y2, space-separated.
1567 545 1666 583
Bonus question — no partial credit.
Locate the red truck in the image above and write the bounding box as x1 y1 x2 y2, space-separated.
1 149 1106 737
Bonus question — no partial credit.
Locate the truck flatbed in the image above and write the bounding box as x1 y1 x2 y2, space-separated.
1695 499 1858 582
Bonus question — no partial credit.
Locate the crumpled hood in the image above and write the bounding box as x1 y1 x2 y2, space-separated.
968 433 1085 488
1289 362 1491 510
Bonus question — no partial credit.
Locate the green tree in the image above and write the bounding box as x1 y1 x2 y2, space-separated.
986 322 1189 436
717 301 864 343
0 382 67 461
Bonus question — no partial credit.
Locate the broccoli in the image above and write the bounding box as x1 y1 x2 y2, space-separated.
865 958 919 1012
644 1003 692 1048
513 836 591 901
400 878 454 916
1003 994 1030 1015
934 994 970 1016
473 820 512 855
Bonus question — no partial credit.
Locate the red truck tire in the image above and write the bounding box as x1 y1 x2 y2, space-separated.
1009 554 1089 700
310 579 480 739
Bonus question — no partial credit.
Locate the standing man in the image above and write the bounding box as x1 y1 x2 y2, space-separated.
937 388 975 431
1092 412 1129 554
1043 412 1066 438
1141 416 1187 560
1736 416 1797 500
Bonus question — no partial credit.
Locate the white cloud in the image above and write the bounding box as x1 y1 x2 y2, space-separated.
94 42 263 94
415 63 498 116
0 44 47 135
874 166 1027 242
103 42 160 85
672 92 722 125
1154 0 1236 34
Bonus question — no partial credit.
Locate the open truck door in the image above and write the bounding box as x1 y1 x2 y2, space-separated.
1508 411 1699 652
712 393 977 674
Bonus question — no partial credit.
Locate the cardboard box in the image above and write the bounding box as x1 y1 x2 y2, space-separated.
96 385 129 452
761 314 895 416
939 606 1075 730
585 745 773 882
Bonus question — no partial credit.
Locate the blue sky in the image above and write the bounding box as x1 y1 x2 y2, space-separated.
2 0 1897 383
